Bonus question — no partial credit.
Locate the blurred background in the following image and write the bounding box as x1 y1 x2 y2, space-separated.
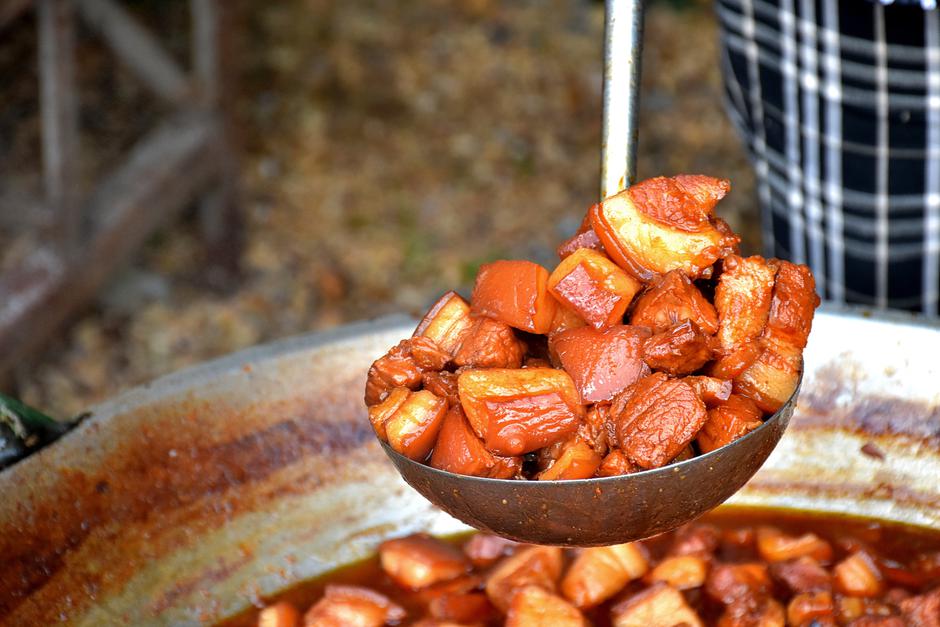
0 0 757 418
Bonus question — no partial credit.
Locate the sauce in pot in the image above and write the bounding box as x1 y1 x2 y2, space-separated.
222 508 940 626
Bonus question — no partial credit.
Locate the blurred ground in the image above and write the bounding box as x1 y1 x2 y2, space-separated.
5 0 757 417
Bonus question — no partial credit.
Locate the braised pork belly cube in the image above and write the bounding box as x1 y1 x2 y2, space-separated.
485 546 563 612
648 555 708 590
414 291 475 357
428 591 495 624
733 340 802 413
422 370 460 407
900 588 940 627
630 269 719 335
685 375 733 406
611 583 704 627
669 523 720 557
697 394 763 454
834 551 885 597
380 389 447 461
303 585 406 627
557 212 606 259
368 386 410 442
379 534 470 590
835 595 896 623
714 255 777 354
548 302 587 335
756 527 833 564
364 339 427 406
612 372 708 469
548 248 642 329
770 556 832 594
550 325 651 403
561 543 648 608
706 562 773 605
642 319 715 376
595 448 637 477
709 341 762 380
258 602 300 627
462 534 519 567
457 368 583 456
578 404 612 456
429 407 498 477
503 585 586 627
762 260 820 351
589 175 738 281
787 591 835 625
717 597 785 627
470 260 557 334
448 315 523 369
537 437 602 480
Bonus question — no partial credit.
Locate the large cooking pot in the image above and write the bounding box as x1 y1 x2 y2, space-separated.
1 307 938 626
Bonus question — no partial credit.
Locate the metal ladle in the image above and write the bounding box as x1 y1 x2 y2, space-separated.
380 0 799 546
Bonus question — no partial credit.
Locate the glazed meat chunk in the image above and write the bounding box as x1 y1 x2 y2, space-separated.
414 291 475 357
548 248 642 329
505 585 588 627
485 546 563 612
590 175 739 281
630 269 719 335
714 255 777 354
697 394 763 453
471 260 557 334
612 583 704 627
562 543 648 608
303 585 405 627
452 315 525 369
549 325 651 403
379 534 470 590
429 407 520 479
612 373 708 469
642 320 715 376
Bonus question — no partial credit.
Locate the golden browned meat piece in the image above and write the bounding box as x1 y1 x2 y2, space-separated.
630 270 719 335
452 316 525 369
756 527 833 564
595 448 637 477
589 176 739 281
833 551 884 598
641 320 715 376
364 339 426 406
537 437 602 480
548 248 642 329
421 370 459 407
457 367 583 456
505 585 588 627
414 291 475 357
714 255 777 354
372 388 447 460
648 555 708 590
303 585 406 627
709 341 763 380
611 583 704 627
258 602 299 627
561 543 648 608
697 394 763 454
429 407 521 478
485 546 563 612
612 373 708 469
733 340 803 413
762 260 820 351
549 325 651 403
685 375 733 406
379 534 471 590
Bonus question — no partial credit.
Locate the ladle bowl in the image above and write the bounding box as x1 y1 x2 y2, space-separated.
381 375 799 546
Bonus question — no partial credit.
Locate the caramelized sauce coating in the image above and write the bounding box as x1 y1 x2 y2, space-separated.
641 319 715 376
630 269 719 335
548 248 642 329
697 394 763 454
471 260 557 334
550 325 650 403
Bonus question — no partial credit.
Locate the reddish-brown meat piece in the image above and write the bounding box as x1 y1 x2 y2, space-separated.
364 339 426 406
709 341 762 380
717 597 785 627
470 260 557 334
379 534 471 590
590 178 739 281
641 320 715 376
550 325 651 403
548 248 642 329
429 591 495 624
648 555 708 590
762 260 820 351
629 175 730 232
697 394 763 454
630 269 719 335
900 588 940 627
452 316 525 369
669 523 721 557
685 375 733 406
834 551 885 597
578 404 611 456
557 227 605 260
430 407 498 477
562 543 648 608
706 562 773 605
303 585 406 627
549 303 587 335
787 591 835 625
756 527 834 564
673 174 733 214
770 556 832 594
612 373 708 469
258 602 299 627
596 449 637 477
458 368 584 456
734 340 803 413
485 546 563 612
463 534 519 567
714 255 777 354
422 370 459 407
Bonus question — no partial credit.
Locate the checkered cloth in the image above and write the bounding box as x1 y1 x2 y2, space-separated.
716 0 940 314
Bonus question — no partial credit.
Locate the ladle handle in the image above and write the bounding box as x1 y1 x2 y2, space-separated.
601 0 645 200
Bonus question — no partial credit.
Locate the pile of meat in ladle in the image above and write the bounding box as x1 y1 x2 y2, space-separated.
364 175 819 480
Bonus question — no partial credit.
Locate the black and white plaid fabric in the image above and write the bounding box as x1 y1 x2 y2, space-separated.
716 0 940 315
